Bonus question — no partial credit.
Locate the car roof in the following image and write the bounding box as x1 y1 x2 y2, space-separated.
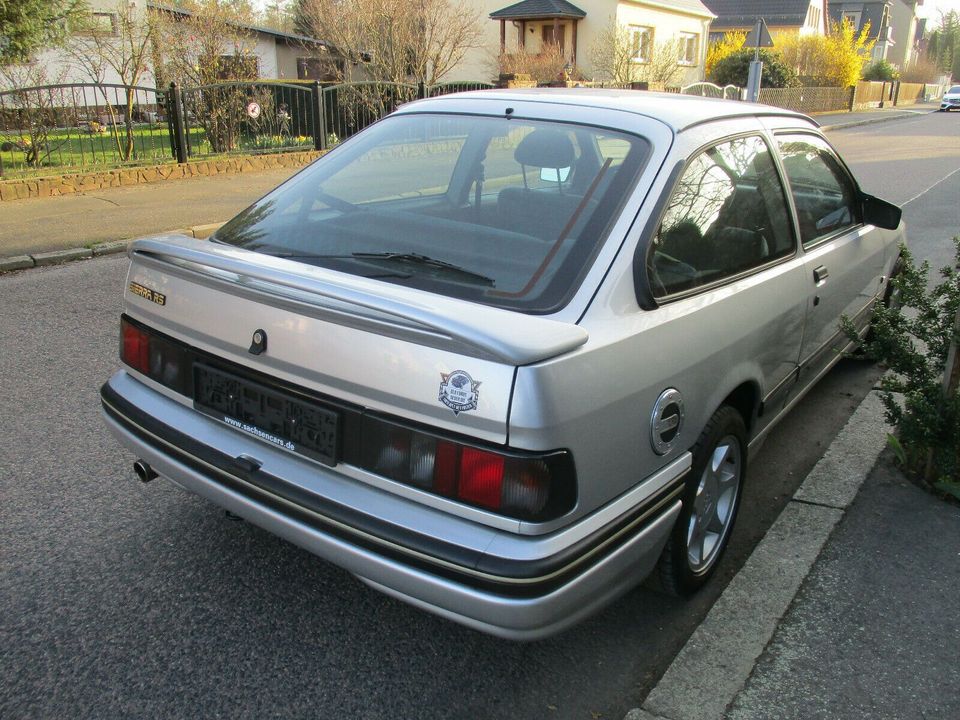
397 87 814 132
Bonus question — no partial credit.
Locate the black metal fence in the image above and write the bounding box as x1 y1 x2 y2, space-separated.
0 79 491 177
0 83 168 177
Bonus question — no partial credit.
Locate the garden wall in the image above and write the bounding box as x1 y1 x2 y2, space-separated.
0 149 323 202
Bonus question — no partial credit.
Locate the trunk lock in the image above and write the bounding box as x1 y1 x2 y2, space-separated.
249 329 267 355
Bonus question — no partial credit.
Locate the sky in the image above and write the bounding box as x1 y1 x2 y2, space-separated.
924 0 960 20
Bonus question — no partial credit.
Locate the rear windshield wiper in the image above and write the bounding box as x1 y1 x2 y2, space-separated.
256 250 494 286
352 252 495 286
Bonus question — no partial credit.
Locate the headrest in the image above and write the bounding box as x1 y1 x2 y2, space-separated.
514 129 575 169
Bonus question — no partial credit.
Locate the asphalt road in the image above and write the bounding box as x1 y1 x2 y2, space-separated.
1 111 958 720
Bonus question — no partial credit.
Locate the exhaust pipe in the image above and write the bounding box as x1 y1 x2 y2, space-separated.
133 460 158 483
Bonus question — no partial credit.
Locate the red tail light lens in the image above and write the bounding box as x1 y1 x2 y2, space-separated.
459 448 505 510
121 318 150 373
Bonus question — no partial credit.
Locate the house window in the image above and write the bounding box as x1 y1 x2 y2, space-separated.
297 56 344 81
678 32 698 65
806 5 822 29
842 11 861 28
630 26 653 63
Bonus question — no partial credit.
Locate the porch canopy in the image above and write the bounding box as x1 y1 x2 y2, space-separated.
490 0 587 66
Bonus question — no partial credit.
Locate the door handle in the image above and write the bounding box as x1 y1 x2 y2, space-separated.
813 265 829 284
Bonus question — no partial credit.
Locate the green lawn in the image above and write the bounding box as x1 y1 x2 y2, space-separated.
0 124 174 178
0 122 313 179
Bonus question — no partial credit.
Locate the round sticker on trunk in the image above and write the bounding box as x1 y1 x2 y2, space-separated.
438 370 481 415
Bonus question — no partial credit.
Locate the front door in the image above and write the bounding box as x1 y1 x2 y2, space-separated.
775 133 886 389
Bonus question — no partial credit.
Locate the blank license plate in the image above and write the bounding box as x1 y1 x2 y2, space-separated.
194 364 339 465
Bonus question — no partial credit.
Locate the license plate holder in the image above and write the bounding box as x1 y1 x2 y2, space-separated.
193 364 339 465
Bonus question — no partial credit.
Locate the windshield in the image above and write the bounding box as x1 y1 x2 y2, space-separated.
214 113 649 313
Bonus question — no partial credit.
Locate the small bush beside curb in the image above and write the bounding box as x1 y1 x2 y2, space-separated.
845 239 960 501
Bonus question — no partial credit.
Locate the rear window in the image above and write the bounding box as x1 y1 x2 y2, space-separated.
214 113 649 313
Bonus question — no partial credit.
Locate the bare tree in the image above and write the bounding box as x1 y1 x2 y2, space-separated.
589 20 638 85
643 39 687 87
294 0 483 86
153 1 259 153
65 1 156 160
589 21 687 87
152 1 258 87
0 62 71 168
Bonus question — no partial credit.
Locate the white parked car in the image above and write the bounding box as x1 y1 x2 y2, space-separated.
940 85 960 111
101 89 904 639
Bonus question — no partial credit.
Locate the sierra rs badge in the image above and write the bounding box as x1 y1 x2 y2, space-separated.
128 281 166 306
438 370 481 415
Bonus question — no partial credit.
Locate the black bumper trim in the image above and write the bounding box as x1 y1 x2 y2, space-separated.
101 381 684 597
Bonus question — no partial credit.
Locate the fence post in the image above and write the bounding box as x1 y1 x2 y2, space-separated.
168 82 188 164
848 85 856 111
418 81 427 100
892 80 901 106
311 81 327 151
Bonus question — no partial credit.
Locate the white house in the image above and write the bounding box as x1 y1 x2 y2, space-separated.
17 0 332 90
450 0 715 84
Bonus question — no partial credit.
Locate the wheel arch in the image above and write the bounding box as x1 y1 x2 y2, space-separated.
720 381 761 437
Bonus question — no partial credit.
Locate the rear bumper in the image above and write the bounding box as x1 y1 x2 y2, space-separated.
101 370 685 640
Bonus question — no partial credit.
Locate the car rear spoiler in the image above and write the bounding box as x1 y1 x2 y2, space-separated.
129 236 589 366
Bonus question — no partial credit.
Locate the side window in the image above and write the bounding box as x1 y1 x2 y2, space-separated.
648 135 795 297
776 134 860 247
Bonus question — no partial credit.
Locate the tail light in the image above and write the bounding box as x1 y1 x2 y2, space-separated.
360 418 574 519
120 316 190 395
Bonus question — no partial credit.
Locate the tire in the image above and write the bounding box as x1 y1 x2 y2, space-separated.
658 405 746 596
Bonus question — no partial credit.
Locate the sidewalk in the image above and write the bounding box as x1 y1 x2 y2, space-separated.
627 389 960 720
0 102 941 267
0 165 300 258
814 101 939 130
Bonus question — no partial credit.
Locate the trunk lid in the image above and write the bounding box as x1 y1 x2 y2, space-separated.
123 236 589 444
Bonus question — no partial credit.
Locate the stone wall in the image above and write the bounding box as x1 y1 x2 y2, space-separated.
0 150 325 202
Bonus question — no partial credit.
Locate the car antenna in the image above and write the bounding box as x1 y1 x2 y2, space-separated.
505 107 514 118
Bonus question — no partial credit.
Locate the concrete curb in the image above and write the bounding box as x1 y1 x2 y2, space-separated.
0 222 223 273
628 390 891 720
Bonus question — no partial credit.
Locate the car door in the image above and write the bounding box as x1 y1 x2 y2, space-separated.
643 133 807 424
775 133 886 389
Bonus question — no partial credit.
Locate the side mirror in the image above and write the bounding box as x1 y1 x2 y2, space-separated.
862 193 901 231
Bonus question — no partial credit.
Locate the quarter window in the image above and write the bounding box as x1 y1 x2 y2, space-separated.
648 135 795 297
776 135 860 247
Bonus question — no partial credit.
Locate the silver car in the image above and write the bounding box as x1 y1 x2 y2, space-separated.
101 89 904 639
